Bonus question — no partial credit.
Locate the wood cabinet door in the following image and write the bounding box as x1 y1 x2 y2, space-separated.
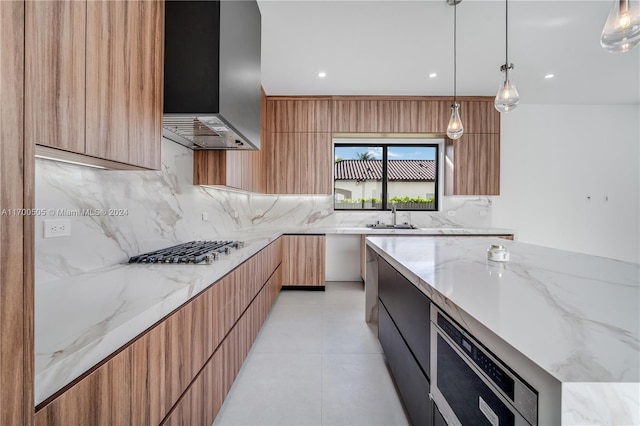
417 100 451 133
299 133 332 194
453 134 500 195
25 0 86 153
282 235 326 286
266 133 331 194
459 100 500 134
332 99 379 132
35 348 134 426
266 133 300 194
1 2 32 425
85 0 163 169
267 99 331 132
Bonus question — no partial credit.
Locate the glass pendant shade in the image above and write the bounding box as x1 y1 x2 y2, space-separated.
446 102 464 140
601 0 640 53
494 68 520 113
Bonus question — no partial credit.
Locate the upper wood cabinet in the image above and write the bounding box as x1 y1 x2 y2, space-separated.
266 98 332 132
265 133 332 194
453 134 500 195
332 97 498 135
25 1 86 153
458 101 501 134
194 150 265 193
85 0 164 169
194 88 266 192
26 0 163 170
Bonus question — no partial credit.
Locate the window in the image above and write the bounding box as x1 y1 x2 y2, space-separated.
334 143 439 211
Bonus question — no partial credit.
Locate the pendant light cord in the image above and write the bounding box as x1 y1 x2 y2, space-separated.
453 1 457 104
505 0 508 65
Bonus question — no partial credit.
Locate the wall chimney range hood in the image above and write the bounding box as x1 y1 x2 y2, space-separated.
163 1 261 150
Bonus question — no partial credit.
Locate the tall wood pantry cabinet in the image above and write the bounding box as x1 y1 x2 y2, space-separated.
0 1 34 424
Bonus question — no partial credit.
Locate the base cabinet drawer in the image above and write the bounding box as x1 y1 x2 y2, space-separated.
378 257 431 378
379 300 432 426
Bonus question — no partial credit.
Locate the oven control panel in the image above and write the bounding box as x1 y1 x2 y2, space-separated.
437 312 515 400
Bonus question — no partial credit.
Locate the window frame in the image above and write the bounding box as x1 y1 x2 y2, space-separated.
333 142 440 211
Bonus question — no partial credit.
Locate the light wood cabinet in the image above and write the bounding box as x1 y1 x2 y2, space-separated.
25 0 85 153
332 98 450 133
453 134 500 195
240 94 500 196
35 240 283 426
1 2 34 425
26 0 163 170
265 133 332 194
162 266 281 426
193 88 266 192
193 149 265 193
332 97 499 135
282 235 326 287
266 98 332 132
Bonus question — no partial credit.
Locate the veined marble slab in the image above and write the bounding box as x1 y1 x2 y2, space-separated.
366 236 640 425
35 231 281 406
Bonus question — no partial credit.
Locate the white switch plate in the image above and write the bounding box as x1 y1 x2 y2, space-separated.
44 219 71 238
201 212 209 221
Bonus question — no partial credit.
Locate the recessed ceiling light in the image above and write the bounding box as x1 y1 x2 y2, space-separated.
428 73 438 78
318 71 327 78
544 74 555 79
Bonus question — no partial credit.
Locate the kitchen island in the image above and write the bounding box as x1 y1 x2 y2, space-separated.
365 236 639 425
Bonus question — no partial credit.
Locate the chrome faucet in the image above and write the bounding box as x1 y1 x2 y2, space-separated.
391 203 397 226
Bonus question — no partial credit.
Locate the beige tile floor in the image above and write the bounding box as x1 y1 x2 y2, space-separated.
213 282 410 426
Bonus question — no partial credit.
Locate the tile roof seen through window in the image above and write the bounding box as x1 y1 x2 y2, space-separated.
334 160 435 181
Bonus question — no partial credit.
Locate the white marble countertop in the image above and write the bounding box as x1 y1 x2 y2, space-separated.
34 230 282 406
291 226 515 236
34 226 514 406
366 236 640 425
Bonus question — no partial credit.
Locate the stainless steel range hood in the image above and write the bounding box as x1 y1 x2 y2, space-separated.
163 1 261 150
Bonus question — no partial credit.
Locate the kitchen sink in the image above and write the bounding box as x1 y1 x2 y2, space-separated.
366 223 418 229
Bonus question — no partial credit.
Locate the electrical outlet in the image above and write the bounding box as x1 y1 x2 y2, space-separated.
448 211 456 217
233 210 239 218
44 219 71 238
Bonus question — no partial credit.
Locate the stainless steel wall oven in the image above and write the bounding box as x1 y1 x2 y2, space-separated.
431 306 538 426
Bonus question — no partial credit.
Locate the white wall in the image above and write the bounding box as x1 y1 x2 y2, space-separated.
493 104 640 263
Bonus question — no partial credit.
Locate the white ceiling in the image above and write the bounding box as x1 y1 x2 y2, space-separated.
257 0 640 105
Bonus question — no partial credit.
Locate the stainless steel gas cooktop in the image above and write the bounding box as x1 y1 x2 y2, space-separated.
128 240 244 265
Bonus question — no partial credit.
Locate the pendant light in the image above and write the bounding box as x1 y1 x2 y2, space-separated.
447 0 464 140
601 0 640 53
494 0 520 113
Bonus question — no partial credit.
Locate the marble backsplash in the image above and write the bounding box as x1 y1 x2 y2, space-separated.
36 139 492 284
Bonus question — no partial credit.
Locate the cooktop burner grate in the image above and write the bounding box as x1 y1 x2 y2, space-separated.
128 240 244 264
